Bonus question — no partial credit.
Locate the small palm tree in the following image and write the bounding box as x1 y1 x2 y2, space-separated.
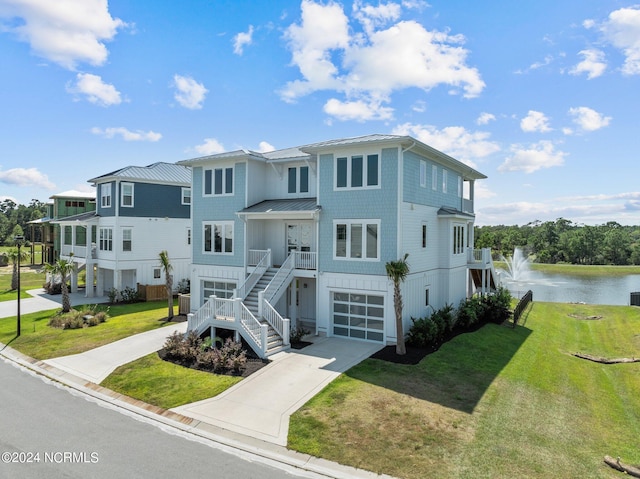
45 259 75 313
386 253 410 355
6 247 30 291
159 250 174 320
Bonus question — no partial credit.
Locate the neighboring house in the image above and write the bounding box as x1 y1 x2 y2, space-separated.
54 162 192 298
27 190 96 264
178 134 498 358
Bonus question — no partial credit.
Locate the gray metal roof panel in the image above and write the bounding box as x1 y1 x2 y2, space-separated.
90 162 191 185
52 211 100 223
239 198 319 214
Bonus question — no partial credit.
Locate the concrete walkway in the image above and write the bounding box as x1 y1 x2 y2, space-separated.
0 288 109 319
172 337 382 446
44 322 187 383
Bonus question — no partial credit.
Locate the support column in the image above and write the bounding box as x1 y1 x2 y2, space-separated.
289 280 298 329
85 264 95 298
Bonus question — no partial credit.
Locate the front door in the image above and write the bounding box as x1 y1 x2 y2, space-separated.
286 222 312 255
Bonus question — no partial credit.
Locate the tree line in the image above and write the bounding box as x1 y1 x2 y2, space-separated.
475 218 640 265
0 198 48 246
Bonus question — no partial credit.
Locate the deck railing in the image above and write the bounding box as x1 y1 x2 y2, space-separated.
262 299 290 346
248 249 271 267
293 251 316 270
468 247 492 265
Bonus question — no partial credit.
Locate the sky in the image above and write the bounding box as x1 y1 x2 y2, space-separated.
0 0 639 226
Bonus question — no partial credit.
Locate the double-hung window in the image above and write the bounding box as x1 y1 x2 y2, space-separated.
420 160 427 187
335 154 379 189
122 228 132 252
443 169 448 194
121 183 134 207
203 221 233 254
431 165 437 191
99 227 113 251
182 187 191 205
288 166 309 194
334 220 380 260
101 183 112 208
204 167 233 196
453 225 465 255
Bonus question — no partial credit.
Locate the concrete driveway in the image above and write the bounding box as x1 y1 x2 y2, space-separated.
172 336 382 446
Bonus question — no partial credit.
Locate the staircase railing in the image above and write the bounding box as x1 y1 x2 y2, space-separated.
261 298 290 346
187 296 269 357
234 249 271 300
263 253 295 304
293 251 316 270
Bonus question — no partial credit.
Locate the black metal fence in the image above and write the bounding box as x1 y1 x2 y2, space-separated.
631 292 640 306
513 290 533 327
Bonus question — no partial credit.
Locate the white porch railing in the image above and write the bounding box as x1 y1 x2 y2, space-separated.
61 244 87 258
235 249 271 299
293 251 316 270
468 247 492 265
248 249 270 267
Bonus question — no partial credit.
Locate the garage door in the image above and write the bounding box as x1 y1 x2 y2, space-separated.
332 292 384 342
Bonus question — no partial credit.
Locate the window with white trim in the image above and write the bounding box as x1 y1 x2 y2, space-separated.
121 183 134 207
204 167 233 196
99 227 113 251
458 176 463 198
187 228 191 245
420 160 427 187
182 187 191 205
334 220 380 260
204 221 233 254
453 225 465 255
203 280 236 302
154 268 161 279
101 183 112 208
122 228 132 252
443 169 448 193
432 165 437 191
422 223 427 248
64 226 72 245
288 166 309 194
335 154 379 189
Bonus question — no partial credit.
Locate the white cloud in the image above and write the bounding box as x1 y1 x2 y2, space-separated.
233 25 254 55
569 49 607 79
257 141 275 153
91 127 161 142
476 112 495 125
599 6 640 75
568 106 611 131
194 138 225 155
393 122 500 167
0 167 55 189
172 74 208 109
520 110 551 133
281 0 484 121
498 141 566 173
66 73 121 106
324 97 394 121
0 0 126 69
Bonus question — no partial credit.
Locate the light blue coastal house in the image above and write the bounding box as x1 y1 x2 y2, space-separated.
178 134 497 358
54 162 192 298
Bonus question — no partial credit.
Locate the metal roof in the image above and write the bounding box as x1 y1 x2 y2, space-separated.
437 207 475 219
89 162 191 185
50 189 96 200
238 198 320 214
52 211 100 224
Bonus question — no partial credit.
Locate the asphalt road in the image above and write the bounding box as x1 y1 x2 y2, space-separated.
0 357 319 479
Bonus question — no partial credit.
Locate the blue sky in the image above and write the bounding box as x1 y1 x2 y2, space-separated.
0 0 639 225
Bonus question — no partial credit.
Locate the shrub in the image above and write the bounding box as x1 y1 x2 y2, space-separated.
290 325 310 343
162 332 247 374
481 287 513 324
47 307 110 330
120 286 140 303
431 303 454 339
43 281 62 295
177 278 191 294
107 288 118 304
456 296 482 329
407 316 437 348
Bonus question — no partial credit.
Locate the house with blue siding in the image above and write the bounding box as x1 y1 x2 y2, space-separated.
54 162 192 299
179 134 497 357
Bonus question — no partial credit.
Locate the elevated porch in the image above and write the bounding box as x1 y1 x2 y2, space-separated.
467 247 500 294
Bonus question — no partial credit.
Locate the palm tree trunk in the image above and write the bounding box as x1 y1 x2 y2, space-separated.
61 281 71 313
394 283 406 355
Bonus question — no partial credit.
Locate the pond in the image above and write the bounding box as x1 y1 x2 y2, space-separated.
500 270 640 306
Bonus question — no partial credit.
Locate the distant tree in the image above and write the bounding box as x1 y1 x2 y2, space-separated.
6 247 30 290
386 254 410 356
159 250 174 320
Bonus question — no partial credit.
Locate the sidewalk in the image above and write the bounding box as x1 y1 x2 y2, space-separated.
0 288 109 319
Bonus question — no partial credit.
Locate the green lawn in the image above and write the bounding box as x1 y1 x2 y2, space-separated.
0 301 178 359
0 265 46 302
289 302 640 479
101 353 242 409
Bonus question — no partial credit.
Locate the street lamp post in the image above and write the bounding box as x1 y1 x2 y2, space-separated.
14 235 24 337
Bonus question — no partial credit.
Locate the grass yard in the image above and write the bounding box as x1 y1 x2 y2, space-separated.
101 353 243 409
0 301 179 359
0 265 46 302
288 302 640 479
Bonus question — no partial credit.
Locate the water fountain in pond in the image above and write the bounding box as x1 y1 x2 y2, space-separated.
499 247 532 282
